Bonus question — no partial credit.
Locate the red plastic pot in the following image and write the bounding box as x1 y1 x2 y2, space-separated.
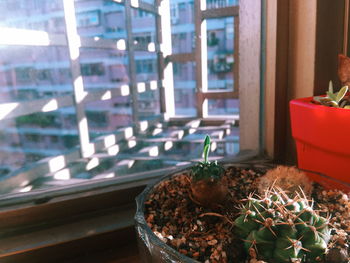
290 96 350 191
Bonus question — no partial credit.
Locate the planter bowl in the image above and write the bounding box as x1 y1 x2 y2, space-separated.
290 97 350 191
135 163 350 262
135 168 199 263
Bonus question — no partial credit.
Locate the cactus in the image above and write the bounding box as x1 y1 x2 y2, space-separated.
235 187 331 263
313 81 350 109
190 135 228 207
256 166 313 197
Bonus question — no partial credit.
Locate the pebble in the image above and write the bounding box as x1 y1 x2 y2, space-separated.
208 239 218 246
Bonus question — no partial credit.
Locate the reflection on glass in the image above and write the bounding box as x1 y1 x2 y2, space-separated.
207 17 235 91
207 99 239 115
0 46 72 103
173 62 196 116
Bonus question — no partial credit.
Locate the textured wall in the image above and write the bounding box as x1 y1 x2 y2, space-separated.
239 0 261 152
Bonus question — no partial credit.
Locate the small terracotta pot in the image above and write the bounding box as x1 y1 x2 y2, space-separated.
190 176 228 207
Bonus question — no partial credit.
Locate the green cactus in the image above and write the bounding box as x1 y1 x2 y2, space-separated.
313 80 350 108
235 187 331 263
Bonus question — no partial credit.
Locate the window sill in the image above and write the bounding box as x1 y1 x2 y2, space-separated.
0 204 135 259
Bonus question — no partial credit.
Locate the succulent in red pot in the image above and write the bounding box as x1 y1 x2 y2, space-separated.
290 53 350 190
190 135 228 207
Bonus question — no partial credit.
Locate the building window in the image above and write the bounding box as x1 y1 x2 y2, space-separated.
136 60 155 74
76 11 100 28
37 69 52 81
86 111 108 127
179 3 186 10
25 134 40 143
15 67 33 81
81 63 105 76
51 136 59 143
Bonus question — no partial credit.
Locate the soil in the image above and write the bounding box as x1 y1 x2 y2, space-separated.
144 165 350 263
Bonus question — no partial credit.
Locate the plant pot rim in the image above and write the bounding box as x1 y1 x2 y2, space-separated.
135 165 200 262
290 96 350 112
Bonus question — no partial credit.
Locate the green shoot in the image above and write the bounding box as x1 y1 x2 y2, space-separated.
191 135 224 181
203 135 211 163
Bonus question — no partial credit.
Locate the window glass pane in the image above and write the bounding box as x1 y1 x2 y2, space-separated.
206 17 235 91
134 52 160 118
206 0 238 9
207 98 239 116
131 9 157 53
131 8 156 37
170 1 195 54
135 52 157 81
85 98 133 140
0 46 72 103
75 1 126 39
138 89 160 117
0 0 259 197
0 106 78 183
156 126 239 159
79 47 129 88
141 0 155 5
173 62 196 116
131 10 159 118
0 0 67 34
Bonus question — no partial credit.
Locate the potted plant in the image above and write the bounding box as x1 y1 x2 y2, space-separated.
290 54 350 190
190 135 228 208
135 136 350 263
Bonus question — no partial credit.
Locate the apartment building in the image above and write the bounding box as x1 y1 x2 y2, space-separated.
0 0 239 188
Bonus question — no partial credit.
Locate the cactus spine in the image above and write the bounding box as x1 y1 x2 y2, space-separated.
235 187 331 263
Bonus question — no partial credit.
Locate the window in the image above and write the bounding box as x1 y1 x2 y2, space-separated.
15 67 34 82
25 134 40 143
135 60 155 74
76 11 100 27
0 1 269 260
80 63 105 76
0 0 262 215
37 69 52 81
86 111 108 127
179 3 186 10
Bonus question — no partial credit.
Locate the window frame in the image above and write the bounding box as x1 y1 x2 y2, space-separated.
0 0 261 212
